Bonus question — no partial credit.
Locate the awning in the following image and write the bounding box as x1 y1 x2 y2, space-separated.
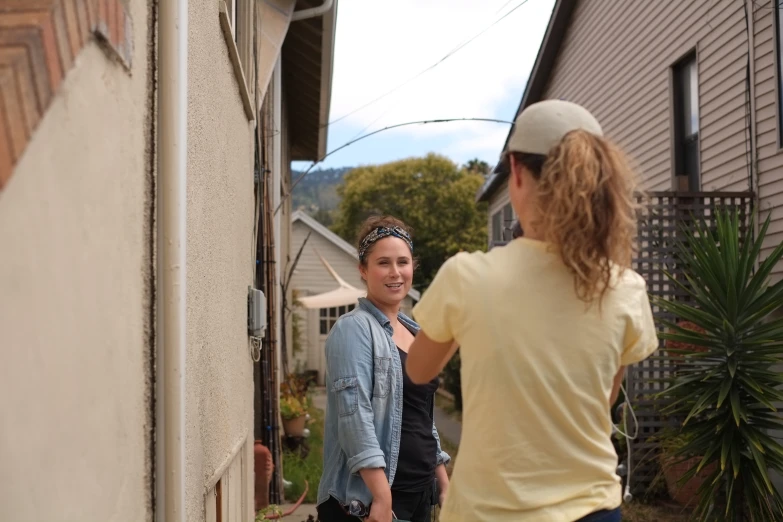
297 286 365 309
297 250 366 309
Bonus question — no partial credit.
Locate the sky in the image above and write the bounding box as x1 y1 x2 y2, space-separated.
291 0 556 173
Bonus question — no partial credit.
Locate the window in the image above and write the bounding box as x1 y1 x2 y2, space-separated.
319 305 356 335
502 203 514 241
227 0 238 38
491 211 502 243
672 53 700 191
219 0 254 120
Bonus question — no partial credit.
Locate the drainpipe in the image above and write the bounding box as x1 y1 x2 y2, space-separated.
291 0 333 21
271 58 284 496
156 0 188 520
744 0 761 257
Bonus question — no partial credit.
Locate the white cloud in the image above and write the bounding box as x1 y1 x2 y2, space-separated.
328 0 556 159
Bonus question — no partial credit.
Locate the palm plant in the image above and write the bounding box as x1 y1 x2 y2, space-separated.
656 209 783 521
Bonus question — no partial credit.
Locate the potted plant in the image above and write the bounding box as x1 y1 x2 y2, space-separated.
665 320 708 364
655 209 783 521
658 321 715 508
657 428 717 507
280 394 308 437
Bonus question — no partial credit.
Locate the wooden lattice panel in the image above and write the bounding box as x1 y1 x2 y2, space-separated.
627 191 753 492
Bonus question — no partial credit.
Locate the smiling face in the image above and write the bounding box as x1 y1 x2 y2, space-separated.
359 236 414 309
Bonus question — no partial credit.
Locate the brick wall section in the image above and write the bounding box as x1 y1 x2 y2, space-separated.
0 0 133 189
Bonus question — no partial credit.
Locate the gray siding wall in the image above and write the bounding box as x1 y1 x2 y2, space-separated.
488 0 783 277
290 220 364 293
754 4 783 269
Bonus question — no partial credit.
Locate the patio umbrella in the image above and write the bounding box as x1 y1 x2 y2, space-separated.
296 249 366 309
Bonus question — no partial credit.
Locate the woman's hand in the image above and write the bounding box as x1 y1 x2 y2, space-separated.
359 468 392 522
365 497 392 522
435 463 450 507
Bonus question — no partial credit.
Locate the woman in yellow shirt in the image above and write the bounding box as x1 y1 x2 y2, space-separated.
406 100 658 522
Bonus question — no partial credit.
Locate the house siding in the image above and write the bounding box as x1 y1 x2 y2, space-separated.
487 0 783 277
754 4 783 269
291 221 365 293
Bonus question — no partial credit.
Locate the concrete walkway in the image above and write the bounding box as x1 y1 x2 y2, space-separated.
433 405 462 445
276 390 326 520
279 502 317 521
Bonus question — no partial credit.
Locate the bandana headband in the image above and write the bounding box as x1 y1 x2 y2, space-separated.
358 226 413 261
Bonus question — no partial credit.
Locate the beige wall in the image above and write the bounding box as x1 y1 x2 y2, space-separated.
185 0 256 520
0 0 153 519
489 0 783 276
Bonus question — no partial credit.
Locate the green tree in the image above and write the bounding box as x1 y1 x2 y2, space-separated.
331 153 488 290
464 158 492 177
311 208 334 227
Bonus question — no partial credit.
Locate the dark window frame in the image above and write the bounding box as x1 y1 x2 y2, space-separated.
775 0 783 148
672 51 700 191
502 203 514 241
491 210 502 242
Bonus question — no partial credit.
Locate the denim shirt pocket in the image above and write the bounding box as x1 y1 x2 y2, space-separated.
373 357 391 398
332 376 359 417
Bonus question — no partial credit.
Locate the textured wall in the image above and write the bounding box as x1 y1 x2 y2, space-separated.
0 0 154 519
185 0 256 519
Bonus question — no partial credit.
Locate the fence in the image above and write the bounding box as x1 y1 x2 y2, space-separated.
627 191 753 492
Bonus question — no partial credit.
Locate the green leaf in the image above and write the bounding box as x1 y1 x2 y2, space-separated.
727 357 738 378
717 376 733 408
721 428 732 471
731 444 741 478
730 386 742 426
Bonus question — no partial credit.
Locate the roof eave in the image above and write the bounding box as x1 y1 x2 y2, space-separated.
316 2 337 160
283 0 338 162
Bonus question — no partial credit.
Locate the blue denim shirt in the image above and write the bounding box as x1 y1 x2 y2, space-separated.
317 298 451 512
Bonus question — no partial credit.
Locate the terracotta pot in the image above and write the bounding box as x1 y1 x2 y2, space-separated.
665 321 708 363
660 454 717 507
254 441 273 511
282 415 307 437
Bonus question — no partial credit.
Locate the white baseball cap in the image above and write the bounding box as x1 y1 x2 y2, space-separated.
507 99 603 155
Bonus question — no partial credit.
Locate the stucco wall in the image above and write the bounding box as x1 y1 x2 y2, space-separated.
0 0 153 519
185 0 256 520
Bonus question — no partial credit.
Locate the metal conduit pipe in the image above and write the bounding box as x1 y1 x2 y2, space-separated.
156 0 188 520
291 0 333 21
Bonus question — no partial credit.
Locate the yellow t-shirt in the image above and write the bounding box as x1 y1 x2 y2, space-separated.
413 238 658 522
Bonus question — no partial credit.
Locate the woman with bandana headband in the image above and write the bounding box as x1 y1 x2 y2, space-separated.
316 215 451 522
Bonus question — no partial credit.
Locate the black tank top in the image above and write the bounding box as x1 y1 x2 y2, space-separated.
392 346 440 492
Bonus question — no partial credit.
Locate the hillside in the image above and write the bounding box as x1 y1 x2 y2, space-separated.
291 167 352 224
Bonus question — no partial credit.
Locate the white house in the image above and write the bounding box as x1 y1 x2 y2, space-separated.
289 211 420 384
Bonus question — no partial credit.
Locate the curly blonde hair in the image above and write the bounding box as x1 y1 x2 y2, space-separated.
511 130 640 305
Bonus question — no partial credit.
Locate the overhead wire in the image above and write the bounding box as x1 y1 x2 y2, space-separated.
275 117 515 215
323 0 534 129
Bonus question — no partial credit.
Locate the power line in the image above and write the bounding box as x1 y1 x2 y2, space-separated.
324 0 534 129
495 0 517 14
275 117 515 215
